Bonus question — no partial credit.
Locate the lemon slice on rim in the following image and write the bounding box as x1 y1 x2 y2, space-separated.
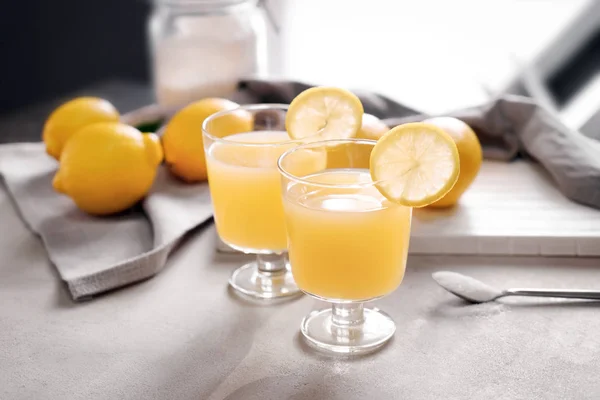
370 122 460 207
285 86 363 140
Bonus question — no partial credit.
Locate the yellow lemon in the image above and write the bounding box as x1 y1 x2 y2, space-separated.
370 122 460 207
285 86 363 141
53 122 163 216
43 97 120 160
325 140 374 170
357 113 390 141
162 98 253 182
424 117 483 208
325 113 390 169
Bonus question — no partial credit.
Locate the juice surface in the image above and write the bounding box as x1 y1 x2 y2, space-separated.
284 169 412 300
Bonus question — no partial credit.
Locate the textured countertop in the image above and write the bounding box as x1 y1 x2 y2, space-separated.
2 176 600 399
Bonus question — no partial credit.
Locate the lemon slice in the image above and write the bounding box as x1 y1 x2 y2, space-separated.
370 122 460 207
285 86 363 140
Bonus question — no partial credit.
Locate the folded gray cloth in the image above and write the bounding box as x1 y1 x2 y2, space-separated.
2 79 599 301
0 143 213 300
238 80 600 209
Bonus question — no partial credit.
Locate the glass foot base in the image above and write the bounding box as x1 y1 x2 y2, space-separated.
301 307 396 354
229 262 301 299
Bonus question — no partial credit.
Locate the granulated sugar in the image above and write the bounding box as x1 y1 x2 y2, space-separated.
434 301 508 319
432 271 502 303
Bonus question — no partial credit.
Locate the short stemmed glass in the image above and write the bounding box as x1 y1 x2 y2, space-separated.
202 104 301 299
278 139 412 353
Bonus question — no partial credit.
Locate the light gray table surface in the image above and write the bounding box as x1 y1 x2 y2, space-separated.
2 177 600 399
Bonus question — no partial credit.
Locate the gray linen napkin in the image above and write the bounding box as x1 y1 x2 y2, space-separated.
238 80 600 209
0 143 213 300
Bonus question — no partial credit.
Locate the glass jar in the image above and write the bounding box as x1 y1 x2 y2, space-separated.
148 0 269 109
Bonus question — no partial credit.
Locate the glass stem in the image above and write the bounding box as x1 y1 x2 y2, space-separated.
331 302 365 327
256 252 287 275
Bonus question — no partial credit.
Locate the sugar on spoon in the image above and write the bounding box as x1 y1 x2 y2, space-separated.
432 271 600 304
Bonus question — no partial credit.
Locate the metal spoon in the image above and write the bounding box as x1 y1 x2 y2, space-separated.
432 271 600 304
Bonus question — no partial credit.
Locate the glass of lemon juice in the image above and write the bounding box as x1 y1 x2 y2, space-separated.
278 138 413 353
277 85 460 353
202 104 302 299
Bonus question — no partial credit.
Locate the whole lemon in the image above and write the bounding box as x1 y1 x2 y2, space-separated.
43 97 120 160
162 98 253 182
357 113 390 141
326 114 389 169
424 117 483 208
53 122 163 216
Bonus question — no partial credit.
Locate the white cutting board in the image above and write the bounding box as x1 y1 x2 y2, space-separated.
216 161 600 257
409 160 600 256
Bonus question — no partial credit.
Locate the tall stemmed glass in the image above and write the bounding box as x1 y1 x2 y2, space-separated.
203 104 301 299
278 139 412 353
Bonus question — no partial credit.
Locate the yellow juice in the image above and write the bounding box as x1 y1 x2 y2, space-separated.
206 130 293 252
283 169 412 300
